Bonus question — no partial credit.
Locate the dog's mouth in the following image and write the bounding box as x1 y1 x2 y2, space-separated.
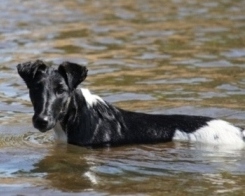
34 124 55 132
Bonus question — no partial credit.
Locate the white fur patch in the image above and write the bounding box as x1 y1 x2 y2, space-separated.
81 88 105 107
173 120 245 148
53 122 67 143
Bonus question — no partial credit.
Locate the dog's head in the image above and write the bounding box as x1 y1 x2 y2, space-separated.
17 60 88 132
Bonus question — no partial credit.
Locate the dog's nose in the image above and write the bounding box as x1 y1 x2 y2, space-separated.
34 115 50 130
36 115 49 125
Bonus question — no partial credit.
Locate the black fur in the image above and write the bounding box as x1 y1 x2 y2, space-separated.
62 90 212 147
17 60 87 132
17 60 214 147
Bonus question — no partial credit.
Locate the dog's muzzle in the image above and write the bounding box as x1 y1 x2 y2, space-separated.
33 114 55 132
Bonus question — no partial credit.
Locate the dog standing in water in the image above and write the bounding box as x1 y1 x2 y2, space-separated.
17 60 245 148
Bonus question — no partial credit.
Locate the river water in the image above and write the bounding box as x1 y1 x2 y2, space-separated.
1 0 245 195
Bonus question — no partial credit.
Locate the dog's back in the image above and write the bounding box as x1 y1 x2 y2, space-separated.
61 87 245 148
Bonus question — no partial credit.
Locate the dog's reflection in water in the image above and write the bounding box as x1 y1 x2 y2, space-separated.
31 144 99 192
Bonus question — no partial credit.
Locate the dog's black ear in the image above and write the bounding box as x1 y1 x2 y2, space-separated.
17 60 48 88
58 62 88 90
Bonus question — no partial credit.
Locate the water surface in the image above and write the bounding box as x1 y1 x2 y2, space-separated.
1 0 245 195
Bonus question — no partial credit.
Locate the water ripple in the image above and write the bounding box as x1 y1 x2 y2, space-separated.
0 132 54 148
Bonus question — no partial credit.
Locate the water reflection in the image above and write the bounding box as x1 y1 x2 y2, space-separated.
1 126 245 195
24 142 245 194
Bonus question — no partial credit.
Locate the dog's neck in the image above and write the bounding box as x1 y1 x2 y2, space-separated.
58 94 71 120
54 88 113 146
54 89 90 143
64 97 71 114
54 95 72 142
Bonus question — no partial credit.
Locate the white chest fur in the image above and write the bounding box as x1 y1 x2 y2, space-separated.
53 122 67 143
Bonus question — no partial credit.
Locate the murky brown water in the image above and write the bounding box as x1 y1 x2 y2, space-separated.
1 0 245 195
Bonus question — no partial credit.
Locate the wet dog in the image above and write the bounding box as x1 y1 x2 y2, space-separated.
17 60 245 148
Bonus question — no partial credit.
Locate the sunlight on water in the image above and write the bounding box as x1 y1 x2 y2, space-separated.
1 0 245 195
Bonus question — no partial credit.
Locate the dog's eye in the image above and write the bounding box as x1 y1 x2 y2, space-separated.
56 88 66 95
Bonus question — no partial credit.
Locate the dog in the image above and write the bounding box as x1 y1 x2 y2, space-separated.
17 60 245 148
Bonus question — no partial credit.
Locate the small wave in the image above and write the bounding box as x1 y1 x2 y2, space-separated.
0 132 55 148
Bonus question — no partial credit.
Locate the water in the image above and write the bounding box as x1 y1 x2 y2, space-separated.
1 0 245 195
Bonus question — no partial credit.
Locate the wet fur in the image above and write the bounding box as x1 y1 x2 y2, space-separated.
17 60 245 148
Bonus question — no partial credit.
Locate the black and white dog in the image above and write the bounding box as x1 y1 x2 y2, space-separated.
17 60 245 148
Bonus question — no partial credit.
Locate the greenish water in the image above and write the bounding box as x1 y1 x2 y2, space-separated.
0 0 245 195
